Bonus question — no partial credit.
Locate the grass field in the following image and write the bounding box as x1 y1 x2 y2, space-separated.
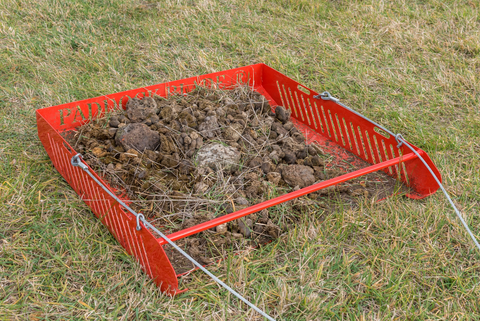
1 0 480 319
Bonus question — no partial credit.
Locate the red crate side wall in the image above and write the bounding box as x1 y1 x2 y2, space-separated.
144 64 263 97
260 65 440 198
261 67 403 175
37 64 265 134
36 112 181 295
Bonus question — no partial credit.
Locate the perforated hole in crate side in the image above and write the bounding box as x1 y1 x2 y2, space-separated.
126 225 149 274
313 102 325 133
117 208 134 255
321 105 331 138
60 152 72 183
69 166 81 196
365 130 377 164
276 81 287 110
51 139 65 173
342 118 353 151
281 84 293 116
140 237 154 276
357 126 369 160
327 110 338 142
381 139 393 174
109 205 128 242
47 134 62 174
105 203 121 240
86 180 103 217
395 149 408 183
57 138 83 194
389 144 399 177
401 161 409 185
100 198 113 230
78 169 92 201
281 84 298 119
70 164 84 198
306 98 318 130
373 135 383 163
78 178 96 215
98 192 113 229
49 133 82 197
335 114 346 147
390 144 400 179
307 99 321 132
350 122 361 157
377 138 389 169
91 186 105 216
300 94 315 128
95 188 111 226
110 205 126 246
295 90 311 126
289 87 305 122
125 220 141 264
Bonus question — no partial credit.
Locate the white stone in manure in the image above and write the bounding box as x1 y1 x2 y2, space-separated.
196 143 241 170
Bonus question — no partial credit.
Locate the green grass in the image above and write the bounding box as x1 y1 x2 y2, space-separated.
1 0 480 319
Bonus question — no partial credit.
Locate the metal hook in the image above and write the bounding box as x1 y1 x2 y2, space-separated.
395 133 404 148
136 213 145 231
313 91 340 103
71 153 88 171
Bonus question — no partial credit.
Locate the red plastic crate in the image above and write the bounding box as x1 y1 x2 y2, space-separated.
36 63 441 295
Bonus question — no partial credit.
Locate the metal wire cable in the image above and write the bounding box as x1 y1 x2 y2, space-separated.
68 90 479 320
317 92 480 252
397 138 480 252
71 154 276 321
